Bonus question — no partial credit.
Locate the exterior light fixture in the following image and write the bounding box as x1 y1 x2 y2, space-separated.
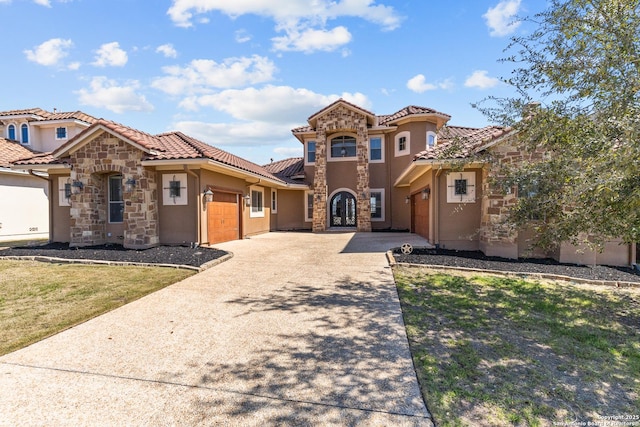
125 178 136 192
422 188 431 200
244 194 251 206
72 180 84 194
405 195 410 204
203 188 214 203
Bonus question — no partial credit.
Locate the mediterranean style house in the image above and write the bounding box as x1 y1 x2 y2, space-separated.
0 108 96 242
7 100 635 266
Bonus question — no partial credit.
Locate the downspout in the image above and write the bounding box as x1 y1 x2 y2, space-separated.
184 166 201 245
434 167 443 247
29 170 53 242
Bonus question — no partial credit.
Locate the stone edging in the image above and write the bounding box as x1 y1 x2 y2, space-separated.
0 252 234 272
386 250 640 289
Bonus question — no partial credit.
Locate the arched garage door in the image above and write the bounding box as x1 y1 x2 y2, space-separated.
207 192 240 244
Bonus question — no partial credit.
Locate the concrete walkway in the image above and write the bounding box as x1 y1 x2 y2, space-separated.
0 232 433 426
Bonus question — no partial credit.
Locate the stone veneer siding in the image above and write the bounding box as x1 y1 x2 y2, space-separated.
313 105 371 232
69 134 159 249
479 139 545 253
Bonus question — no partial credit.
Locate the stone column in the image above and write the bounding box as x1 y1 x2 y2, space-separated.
356 125 371 232
312 129 327 232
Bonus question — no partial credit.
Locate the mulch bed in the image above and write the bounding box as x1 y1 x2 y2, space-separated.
393 247 640 284
0 242 228 268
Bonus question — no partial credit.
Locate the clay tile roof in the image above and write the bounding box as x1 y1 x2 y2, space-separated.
44 111 98 124
262 157 306 184
0 138 43 168
378 105 451 125
415 125 510 161
292 125 313 133
0 108 51 119
151 132 284 182
11 152 66 167
0 108 96 124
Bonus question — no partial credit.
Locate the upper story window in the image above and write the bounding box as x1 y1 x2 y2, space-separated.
56 127 68 140
7 124 16 140
395 131 410 157
20 124 29 144
427 131 437 149
330 135 356 159
306 141 316 165
369 136 384 163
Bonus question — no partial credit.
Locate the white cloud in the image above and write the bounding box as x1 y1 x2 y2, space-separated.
156 43 178 58
24 38 73 67
178 85 370 122
75 76 154 114
166 0 402 53
273 146 303 157
151 55 277 95
272 26 351 53
235 29 252 43
464 70 500 89
483 0 522 37
406 74 452 93
92 42 128 67
33 0 51 6
171 86 370 149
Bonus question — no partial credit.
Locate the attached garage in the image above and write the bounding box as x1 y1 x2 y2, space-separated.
207 191 240 244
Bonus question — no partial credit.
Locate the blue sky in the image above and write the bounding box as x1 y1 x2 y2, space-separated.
1 0 542 165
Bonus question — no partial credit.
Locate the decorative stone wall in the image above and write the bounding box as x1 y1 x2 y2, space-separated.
313 105 371 232
69 134 159 249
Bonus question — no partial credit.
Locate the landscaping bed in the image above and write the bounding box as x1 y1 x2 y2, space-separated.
393 247 640 284
0 242 228 268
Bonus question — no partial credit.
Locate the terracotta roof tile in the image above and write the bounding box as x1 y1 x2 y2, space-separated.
415 125 510 161
378 105 451 125
0 108 96 124
263 157 306 184
0 138 42 168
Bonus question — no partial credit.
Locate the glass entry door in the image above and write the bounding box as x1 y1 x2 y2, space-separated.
330 192 356 227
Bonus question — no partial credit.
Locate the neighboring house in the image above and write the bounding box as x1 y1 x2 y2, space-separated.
0 108 96 242
9 100 635 266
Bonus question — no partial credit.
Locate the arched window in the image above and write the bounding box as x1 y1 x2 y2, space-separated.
330 135 356 158
21 124 29 144
427 131 437 149
7 124 16 140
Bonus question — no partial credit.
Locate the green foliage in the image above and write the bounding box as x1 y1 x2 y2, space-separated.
479 0 640 248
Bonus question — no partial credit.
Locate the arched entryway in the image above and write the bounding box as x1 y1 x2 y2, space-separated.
330 191 356 227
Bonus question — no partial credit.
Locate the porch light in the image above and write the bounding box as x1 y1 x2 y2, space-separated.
203 188 214 203
244 194 251 207
125 177 136 192
422 188 431 200
405 196 410 204
72 180 83 194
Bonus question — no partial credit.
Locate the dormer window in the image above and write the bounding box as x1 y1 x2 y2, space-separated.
7 124 16 140
330 135 356 159
20 124 29 144
56 127 68 140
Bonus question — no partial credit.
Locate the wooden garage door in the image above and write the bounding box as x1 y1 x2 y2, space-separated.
412 193 429 239
207 192 239 244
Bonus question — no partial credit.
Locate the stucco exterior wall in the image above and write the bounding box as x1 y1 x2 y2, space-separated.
157 170 198 245
275 189 308 230
437 168 482 250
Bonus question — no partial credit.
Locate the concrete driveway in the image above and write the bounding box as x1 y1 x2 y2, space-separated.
0 232 433 426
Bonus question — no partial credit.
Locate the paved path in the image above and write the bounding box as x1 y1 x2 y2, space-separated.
0 232 433 426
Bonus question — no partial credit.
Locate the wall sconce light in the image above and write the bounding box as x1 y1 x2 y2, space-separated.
203 188 214 203
422 188 431 200
72 180 83 194
125 178 136 192
244 194 251 207
405 195 410 204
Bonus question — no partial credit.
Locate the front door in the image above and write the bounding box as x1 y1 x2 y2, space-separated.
330 192 356 227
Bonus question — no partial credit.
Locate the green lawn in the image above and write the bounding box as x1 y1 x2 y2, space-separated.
394 266 640 426
0 260 194 356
